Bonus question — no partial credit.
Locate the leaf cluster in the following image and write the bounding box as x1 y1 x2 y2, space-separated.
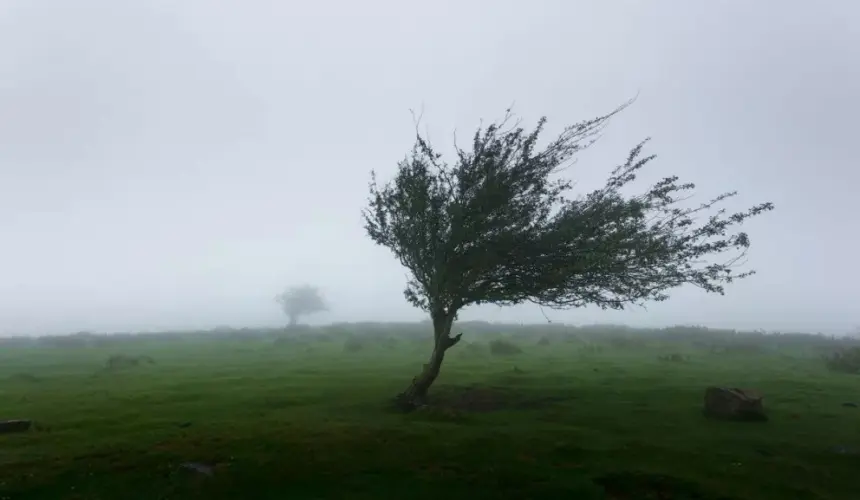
364 102 774 314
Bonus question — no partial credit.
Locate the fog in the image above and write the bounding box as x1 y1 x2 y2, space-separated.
0 1 857 335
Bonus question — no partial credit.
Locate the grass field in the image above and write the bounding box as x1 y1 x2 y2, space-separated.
1 323 858 499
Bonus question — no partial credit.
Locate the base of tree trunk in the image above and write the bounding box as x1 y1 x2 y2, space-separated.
392 392 424 413
392 377 431 412
392 323 461 413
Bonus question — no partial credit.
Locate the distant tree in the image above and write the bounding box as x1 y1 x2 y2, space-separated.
275 285 327 328
363 101 774 410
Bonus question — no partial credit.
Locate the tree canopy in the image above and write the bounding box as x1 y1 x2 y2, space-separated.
275 284 327 327
365 103 773 316
363 102 774 409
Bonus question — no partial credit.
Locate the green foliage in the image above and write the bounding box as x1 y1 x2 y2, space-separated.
105 354 155 371
489 339 524 356
275 284 328 326
363 102 774 318
823 346 860 374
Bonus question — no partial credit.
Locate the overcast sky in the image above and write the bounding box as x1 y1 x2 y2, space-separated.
0 1 857 335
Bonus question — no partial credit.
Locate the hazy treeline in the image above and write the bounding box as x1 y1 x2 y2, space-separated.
3 322 858 352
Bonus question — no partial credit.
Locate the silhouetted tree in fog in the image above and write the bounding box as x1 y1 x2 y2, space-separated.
275 285 327 328
363 101 774 411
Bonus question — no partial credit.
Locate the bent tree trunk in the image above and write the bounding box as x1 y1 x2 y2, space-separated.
394 309 462 412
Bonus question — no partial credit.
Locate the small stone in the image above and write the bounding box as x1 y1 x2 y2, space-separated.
179 462 215 476
830 445 859 455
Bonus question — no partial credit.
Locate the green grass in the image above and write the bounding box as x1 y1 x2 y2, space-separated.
1 326 859 499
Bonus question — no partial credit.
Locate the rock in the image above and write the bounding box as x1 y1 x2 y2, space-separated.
703 387 768 422
842 402 858 408
0 419 33 434
179 462 215 476
830 445 860 455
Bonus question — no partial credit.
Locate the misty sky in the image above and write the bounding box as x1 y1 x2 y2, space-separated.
1 1 857 335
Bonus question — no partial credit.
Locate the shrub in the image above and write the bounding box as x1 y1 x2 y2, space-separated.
489 339 523 356
658 353 686 362
537 336 551 346
823 347 860 374
343 336 365 353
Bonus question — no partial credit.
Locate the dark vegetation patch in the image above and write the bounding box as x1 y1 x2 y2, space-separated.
594 471 736 500
823 346 860 374
343 336 365 353
104 354 155 371
658 353 687 363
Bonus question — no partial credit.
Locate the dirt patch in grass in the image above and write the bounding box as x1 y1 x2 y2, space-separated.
594 471 735 500
429 385 570 413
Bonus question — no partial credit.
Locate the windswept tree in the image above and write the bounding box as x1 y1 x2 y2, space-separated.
275 285 327 328
363 102 774 410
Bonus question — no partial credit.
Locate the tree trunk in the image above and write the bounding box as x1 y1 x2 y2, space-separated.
287 313 298 329
394 308 462 412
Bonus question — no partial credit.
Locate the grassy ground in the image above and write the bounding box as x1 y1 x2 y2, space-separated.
0 325 858 499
